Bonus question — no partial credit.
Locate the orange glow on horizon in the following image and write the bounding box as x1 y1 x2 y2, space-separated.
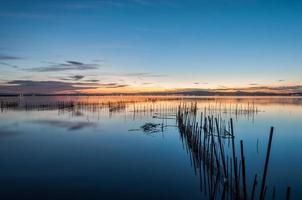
72 82 302 94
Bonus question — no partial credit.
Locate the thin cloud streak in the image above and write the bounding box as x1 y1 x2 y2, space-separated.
122 72 166 78
89 72 166 79
98 83 129 88
0 12 54 19
212 85 302 93
70 75 85 81
83 79 100 83
0 80 129 94
0 62 19 69
194 82 209 85
0 80 96 94
28 61 101 72
0 54 23 60
60 75 85 81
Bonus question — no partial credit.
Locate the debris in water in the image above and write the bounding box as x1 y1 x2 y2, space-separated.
141 123 161 133
128 122 163 134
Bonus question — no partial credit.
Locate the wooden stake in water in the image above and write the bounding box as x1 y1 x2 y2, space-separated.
230 118 239 199
260 127 274 200
250 174 257 200
215 118 227 179
240 140 247 200
286 187 291 200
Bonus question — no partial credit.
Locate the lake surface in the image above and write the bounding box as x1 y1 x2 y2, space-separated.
0 96 301 199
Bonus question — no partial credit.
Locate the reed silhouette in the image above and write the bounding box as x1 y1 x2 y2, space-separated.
176 103 291 200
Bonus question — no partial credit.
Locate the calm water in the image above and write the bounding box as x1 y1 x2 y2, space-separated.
0 96 301 199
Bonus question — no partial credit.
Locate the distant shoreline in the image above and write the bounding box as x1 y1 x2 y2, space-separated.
0 92 301 97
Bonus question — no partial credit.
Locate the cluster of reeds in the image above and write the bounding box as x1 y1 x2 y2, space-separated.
0 97 177 113
202 102 259 122
0 100 75 111
177 103 291 200
0 101 19 110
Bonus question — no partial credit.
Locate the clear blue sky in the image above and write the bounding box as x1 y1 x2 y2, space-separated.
0 0 302 93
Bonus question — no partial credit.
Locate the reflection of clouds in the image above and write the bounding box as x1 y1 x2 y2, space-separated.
30 120 97 131
0 128 21 138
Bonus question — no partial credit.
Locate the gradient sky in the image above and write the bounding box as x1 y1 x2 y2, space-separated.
0 0 302 93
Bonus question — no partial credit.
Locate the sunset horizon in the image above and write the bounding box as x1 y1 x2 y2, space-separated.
1 1 302 199
1 0 302 95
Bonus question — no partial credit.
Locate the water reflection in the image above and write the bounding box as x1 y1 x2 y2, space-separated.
176 103 283 199
30 120 97 131
0 96 301 199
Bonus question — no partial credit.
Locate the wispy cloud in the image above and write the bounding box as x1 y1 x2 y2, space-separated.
60 75 85 81
28 61 101 72
267 85 302 92
0 54 22 69
123 72 166 78
0 12 53 19
217 85 228 89
194 82 208 85
0 80 129 94
0 0 175 24
0 62 19 69
70 75 85 81
88 72 166 79
98 83 129 88
142 82 153 85
214 85 302 93
0 54 23 60
92 59 105 63
158 85 302 95
0 80 97 94
84 79 100 83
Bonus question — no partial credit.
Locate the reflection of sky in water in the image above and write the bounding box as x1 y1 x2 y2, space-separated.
0 97 301 199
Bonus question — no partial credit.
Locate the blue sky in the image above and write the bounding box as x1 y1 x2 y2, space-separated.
0 0 302 93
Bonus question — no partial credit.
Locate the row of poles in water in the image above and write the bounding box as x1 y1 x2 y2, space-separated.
176 102 291 200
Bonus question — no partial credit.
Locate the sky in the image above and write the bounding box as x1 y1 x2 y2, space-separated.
0 0 302 94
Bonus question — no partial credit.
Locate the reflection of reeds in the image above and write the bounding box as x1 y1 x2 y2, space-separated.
0 101 19 110
202 101 259 122
0 97 260 124
176 104 291 199
0 96 295 198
